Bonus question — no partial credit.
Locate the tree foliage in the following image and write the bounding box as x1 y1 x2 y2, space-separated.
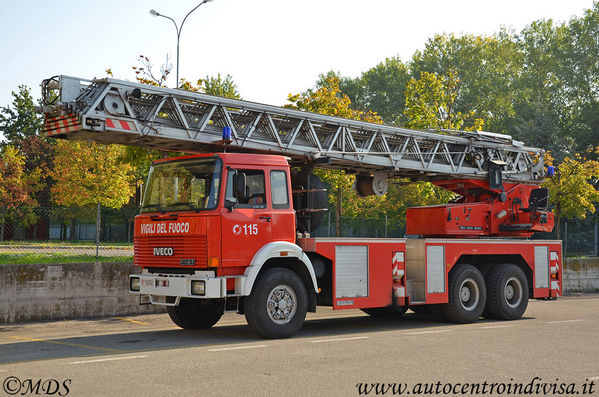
0 86 42 145
286 77 452 226
50 141 135 209
404 70 484 131
0 146 41 239
543 149 599 238
287 76 381 123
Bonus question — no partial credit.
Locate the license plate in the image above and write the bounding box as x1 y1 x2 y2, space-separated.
155 279 169 287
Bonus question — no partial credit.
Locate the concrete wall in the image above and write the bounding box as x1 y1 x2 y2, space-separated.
0 262 164 324
563 258 599 293
1 258 598 324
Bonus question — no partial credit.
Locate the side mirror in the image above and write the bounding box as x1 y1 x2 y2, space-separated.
234 172 247 202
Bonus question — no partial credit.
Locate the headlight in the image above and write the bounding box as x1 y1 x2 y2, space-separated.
130 277 141 292
191 280 205 296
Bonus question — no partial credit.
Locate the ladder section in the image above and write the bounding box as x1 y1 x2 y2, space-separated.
41 75 545 183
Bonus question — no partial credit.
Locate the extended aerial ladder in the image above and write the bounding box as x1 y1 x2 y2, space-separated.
40 75 552 237
39 75 561 337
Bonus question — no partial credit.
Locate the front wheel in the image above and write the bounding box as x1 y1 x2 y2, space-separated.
441 264 486 323
245 268 308 339
167 298 223 329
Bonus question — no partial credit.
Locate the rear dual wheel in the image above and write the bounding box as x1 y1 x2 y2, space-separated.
485 264 529 320
442 264 486 323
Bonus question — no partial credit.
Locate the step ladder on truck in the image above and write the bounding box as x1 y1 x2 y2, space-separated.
40 75 562 338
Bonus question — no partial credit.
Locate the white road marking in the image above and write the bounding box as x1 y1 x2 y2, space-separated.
588 376 599 381
68 355 148 365
547 319 584 324
208 344 268 352
405 329 452 335
310 336 369 343
480 324 518 329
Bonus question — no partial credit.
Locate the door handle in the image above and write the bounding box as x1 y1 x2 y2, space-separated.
259 216 271 222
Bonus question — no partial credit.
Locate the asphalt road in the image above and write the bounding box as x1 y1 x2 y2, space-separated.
0 296 598 396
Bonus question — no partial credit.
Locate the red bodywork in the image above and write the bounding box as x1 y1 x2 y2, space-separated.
135 153 295 289
134 153 562 311
301 238 562 310
407 179 554 237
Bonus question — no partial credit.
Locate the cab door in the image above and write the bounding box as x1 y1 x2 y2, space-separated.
221 167 272 271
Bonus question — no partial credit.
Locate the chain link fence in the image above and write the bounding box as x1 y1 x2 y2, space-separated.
0 206 597 264
0 206 135 264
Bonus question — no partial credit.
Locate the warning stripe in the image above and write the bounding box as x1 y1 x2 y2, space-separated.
42 114 82 136
106 118 136 131
43 115 136 135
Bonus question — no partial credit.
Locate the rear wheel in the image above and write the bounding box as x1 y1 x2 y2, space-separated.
167 298 223 329
361 306 408 318
245 268 308 339
441 264 486 323
485 264 529 320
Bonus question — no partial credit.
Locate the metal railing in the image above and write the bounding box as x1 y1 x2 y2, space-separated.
1 206 595 264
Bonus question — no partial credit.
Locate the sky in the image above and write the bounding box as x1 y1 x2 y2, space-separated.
0 0 595 110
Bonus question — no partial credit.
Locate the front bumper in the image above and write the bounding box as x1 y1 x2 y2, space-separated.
129 270 248 305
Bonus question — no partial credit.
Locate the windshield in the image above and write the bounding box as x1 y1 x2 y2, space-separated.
141 157 222 213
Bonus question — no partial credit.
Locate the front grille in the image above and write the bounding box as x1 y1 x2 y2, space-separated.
134 235 207 267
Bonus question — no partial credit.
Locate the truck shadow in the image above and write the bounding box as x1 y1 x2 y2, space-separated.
0 312 533 365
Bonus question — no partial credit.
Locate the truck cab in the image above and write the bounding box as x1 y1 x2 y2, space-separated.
130 153 319 338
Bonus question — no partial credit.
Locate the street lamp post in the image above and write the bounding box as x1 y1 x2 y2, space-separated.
150 0 213 88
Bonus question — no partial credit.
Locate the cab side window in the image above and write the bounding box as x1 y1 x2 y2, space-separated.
271 170 289 209
226 169 266 208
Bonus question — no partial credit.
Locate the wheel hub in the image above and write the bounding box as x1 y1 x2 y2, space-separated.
267 284 297 325
505 284 515 300
460 286 471 301
458 278 480 312
504 276 523 309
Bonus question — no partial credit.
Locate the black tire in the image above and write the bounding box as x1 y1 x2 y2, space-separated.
361 306 408 318
485 263 529 320
244 268 308 339
167 298 223 329
441 264 486 323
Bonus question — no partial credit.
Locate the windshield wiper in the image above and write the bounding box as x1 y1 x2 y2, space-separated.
141 203 166 213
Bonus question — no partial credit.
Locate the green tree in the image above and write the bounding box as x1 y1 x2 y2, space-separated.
558 3 599 153
542 149 599 239
287 76 381 123
50 141 135 246
318 58 411 126
286 77 452 233
0 146 40 240
404 70 484 131
201 73 241 99
0 86 43 145
510 19 573 159
410 32 520 135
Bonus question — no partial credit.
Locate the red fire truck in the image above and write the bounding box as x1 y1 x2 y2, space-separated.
41 76 562 338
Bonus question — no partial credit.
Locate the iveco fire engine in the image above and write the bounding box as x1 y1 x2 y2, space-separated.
40 76 562 338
